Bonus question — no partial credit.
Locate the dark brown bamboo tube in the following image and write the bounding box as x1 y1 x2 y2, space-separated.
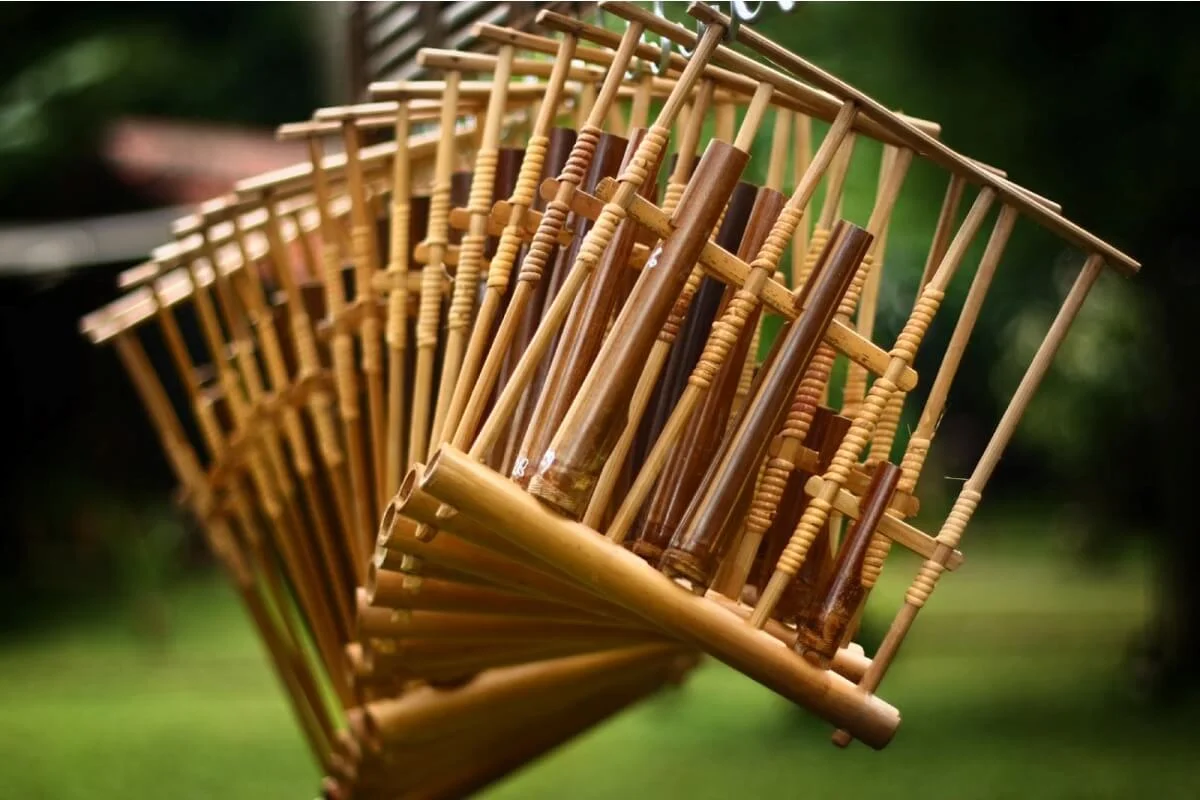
635 179 759 471
631 186 787 563
793 461 901 666
659 223 872 591
495 129 625 473
483 126 578 469
755 407 850 623
511 128 662 486
528 139 750 517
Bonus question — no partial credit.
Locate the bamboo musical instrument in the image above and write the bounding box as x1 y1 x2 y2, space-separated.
73 3 1141 793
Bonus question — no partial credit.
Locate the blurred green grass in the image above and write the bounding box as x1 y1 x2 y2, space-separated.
1 520 1195 799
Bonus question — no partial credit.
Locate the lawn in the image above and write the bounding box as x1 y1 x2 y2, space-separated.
1 523 1195 799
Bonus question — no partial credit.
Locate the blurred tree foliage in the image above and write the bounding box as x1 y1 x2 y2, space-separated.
737 2 1198 694
0 3 320 629
0 2 320 218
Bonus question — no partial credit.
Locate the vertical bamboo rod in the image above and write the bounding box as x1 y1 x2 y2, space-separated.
305 136 374 577
428 47 517 457
606 101 858 545
459 21 647 466
832 253 1105 747
409 72 463 468
751 187 997 627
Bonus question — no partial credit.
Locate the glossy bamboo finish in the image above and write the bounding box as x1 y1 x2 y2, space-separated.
660 224 872 591
511 129 662 488
631 185 785 563
419 445 902 749
460 22 649 468
528 140 749 517
793 461 901 666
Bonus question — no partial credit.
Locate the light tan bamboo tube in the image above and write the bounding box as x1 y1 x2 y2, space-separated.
389 469 654 627
409 72 462 468
338 120 389 516
421 445 901 749
895 206 1019 498
252 194 358 639
604 101 858 546
367 568 611 623
363 644 684 744
140 274 351 702
832 253 1106 747
865 172 967 467
851 206 1022 609
842 144 899 416
384 103 412 499
750 187 998 628
428 46 516 457
111 328 339 761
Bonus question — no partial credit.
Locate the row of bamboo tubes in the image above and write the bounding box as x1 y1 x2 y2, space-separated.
78 2 1138 795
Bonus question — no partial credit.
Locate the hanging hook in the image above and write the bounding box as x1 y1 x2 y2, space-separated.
650 0 674 76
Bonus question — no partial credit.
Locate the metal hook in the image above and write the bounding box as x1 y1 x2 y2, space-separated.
650 0 674 76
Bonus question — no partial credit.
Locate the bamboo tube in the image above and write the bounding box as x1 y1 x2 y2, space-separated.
110 329 339 766
843 145 899 416
427 46 517 457
791 111 812 282
659 224 872 591
750 187 998 628
408 72 463 467
245 192 359 643
466 19 726 472
447 22 647 481
847 206 1022 620
363 644 683 745
629 185 785 562
603 101 858 546
511 127 665 489
139 269 351 702
334 118 389 517
832 253 1106 747
490 126 584 472
528 138 749 518
752 409 850 621
580 81 776 526
389 470 654 628
383 106 413 498
792 461 901 666
419 445 901 749
439 33 582 461
369 668 682 799
707 148 912 597
367 569 612 623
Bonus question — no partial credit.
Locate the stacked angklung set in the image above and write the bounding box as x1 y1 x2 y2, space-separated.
79 2 1139 797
